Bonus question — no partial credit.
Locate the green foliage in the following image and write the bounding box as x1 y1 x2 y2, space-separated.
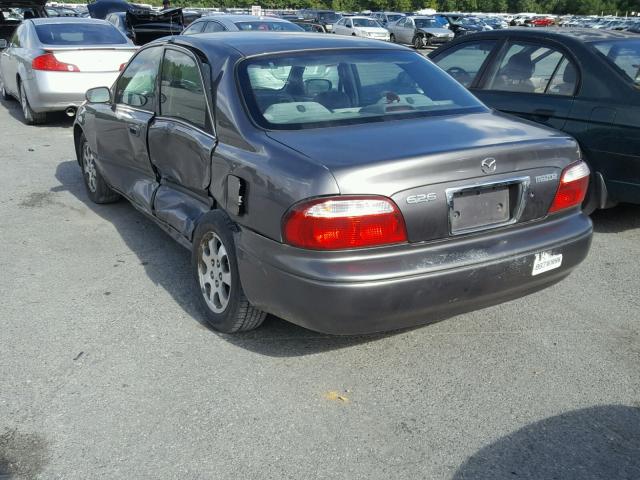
62 0 640 14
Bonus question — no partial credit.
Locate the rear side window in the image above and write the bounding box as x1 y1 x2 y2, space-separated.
182 21 204 35
203 21 225 33
484 42 577 95
160 49 208 130
34 23 127 45
115 46 162 110
432 40 496 87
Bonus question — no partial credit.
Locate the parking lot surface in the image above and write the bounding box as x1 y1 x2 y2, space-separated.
1 96 639 479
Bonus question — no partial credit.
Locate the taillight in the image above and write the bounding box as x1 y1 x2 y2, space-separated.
119 62 127 71
548 161 590 213
32 53 80 72
283 196 408 250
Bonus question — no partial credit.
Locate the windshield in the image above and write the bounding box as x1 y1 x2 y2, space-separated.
353 18 380 28
415 19 439 28
234 21 303 32
239 50 486 130
318 12 340 22
593 39 640 86
34 23 127 45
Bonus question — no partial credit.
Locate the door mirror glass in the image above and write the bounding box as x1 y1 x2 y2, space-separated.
85 86 111 103
0 39 7 49
345 23 351 28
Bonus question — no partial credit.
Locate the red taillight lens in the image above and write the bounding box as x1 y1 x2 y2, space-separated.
119 62 127 71
548 161 590 213
283 196 408 250
32 53 80 72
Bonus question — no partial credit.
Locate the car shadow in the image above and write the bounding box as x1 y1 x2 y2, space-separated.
53 160 401 357
452 404 640 479
1 97 74 129
591 204 640 234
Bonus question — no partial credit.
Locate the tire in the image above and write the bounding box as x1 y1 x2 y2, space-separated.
78 133 120 204
192 211 266 333
18 80 46 125
0 77 11 101
413 35 423 49
389 33 396 43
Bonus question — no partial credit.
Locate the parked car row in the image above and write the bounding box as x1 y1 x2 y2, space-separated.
2 11 637 337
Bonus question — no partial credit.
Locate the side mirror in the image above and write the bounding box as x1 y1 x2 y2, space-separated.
345 24 351 28
0 39 8 49
85 86 111 103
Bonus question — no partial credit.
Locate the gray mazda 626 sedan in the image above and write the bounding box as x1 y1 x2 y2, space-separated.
73 32 593 335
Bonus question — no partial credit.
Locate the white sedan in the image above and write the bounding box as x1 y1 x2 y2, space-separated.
0 17 136 124
332 16 389 41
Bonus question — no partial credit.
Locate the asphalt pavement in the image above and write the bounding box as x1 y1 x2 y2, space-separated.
0 96 639 480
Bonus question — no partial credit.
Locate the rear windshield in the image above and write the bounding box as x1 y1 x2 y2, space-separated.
234 21 303 32
239 50 486 130
592 39 640 86
35 23 127 45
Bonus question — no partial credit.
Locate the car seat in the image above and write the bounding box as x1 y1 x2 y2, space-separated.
492 52 535 92
556 63 577 95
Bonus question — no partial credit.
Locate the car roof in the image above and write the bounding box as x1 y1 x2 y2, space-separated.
471 27 637 43
29 17 112 25
173 31 406 57
194 14 293 23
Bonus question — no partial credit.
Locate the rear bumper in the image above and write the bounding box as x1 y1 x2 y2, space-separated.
24 71 119 112
236 212 593 335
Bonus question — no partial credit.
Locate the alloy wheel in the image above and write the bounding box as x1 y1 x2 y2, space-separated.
198 233 232 314
20 84 32 123
82 142 97 193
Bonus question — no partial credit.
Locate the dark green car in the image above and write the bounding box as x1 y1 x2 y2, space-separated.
429 28 640 211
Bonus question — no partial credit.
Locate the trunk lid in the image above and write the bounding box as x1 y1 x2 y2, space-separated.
267 111 580 242
50 47 136 72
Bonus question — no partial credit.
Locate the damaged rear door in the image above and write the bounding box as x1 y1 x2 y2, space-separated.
147 45 215 240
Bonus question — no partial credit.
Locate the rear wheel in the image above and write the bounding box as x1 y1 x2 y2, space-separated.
19 81 46 125
79 134 120 204
192 211 266 333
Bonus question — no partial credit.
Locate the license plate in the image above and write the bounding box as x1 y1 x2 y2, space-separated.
450 186 510 234
532 251 563 276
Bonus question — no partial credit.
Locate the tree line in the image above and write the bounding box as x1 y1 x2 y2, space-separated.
72 0 640 15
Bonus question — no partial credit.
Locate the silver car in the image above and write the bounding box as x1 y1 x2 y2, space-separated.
181 14 303 35
388 16 454 49
0 17 136 124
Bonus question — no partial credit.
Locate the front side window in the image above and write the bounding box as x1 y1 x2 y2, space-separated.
432 40 497 88
34 23 127 45
415 19 438 29
160 49 208 130
115 46 162 110
239 50 486 130
592 39 640 86
484 42 576 94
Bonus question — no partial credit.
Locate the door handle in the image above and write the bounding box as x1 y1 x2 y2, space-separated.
128 124 140 136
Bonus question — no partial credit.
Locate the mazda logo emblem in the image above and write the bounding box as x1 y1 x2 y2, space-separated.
481 158 497 174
